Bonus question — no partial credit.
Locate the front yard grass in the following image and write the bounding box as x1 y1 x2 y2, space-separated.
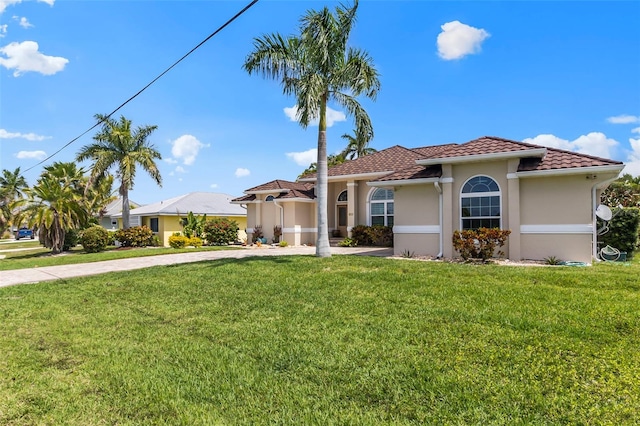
0 245 240 271
1 256 638 424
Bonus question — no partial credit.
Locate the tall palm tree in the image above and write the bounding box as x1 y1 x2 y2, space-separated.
76 114 162 229
0 167 29 232
244 0 380 257
340 129 376 160
20 162 88 253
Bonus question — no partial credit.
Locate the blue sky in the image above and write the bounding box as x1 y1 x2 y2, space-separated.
1 0 639 205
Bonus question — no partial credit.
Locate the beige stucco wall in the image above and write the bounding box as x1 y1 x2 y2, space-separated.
520 175 593 224
392 184 441 256
521 234 593 263
394 234 440 257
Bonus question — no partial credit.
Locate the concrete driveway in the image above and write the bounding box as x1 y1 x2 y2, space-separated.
0 246 394 288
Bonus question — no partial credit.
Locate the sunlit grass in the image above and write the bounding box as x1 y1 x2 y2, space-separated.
1 256 638 424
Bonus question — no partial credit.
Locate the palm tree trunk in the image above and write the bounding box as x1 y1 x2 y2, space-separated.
121 184 130 229
315 95 331 257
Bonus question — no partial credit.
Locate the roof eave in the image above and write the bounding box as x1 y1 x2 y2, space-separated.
367 177 439 187
515 164 625 178
416 148 548 166
245 189 291 195
299 171 394 182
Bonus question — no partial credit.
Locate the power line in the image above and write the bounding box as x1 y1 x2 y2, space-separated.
24 0 260 174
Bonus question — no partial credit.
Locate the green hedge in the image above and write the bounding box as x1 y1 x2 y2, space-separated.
598 207 640 258
350 225 393 247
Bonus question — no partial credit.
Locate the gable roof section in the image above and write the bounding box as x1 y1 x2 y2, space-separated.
244 179 313 193
103 198 142 217
120 192 245 217
375 164 442 182
232 180 315 202
299 145 424 181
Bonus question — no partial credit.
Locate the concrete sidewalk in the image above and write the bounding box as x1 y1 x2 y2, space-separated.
0 246 393 288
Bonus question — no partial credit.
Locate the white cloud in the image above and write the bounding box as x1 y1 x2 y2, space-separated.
523 132 619 159
0 128 50 141
0 41 68 76
0 24 7 37
607 114 640 124
437 20 490 60
283 105 346 128
163 157 177 164
0 0 21 14
17 16 32 28
0 0 55 13
210 183 218 189
170 134 208 166
286 148 317 166
624 138 640 177
632 127 640 134
235 168 250 178
16 150 46 160
174 166 186 174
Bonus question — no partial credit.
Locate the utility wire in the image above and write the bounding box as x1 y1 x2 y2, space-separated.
24 0 260 174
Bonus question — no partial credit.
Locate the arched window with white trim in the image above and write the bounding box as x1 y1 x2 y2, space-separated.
460 176 501 230
265 195 274 202
337 190 348 202
370 188 394 227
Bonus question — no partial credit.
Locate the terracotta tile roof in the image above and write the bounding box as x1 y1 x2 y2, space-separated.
231 194 256 203
276 188 315 200
231 184 315 202
244 179 313 193
424 136 543 159
301 145 424 180
518 147 623 171
411 144 457 158
376 165 442 182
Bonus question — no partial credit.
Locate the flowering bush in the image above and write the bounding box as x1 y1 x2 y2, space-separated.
452 228 511 261
115 226 155 247
203 218 239 246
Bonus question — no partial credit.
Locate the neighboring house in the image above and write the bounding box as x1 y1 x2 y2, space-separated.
100 198 142 229
232 136 624 263
114 192 247 246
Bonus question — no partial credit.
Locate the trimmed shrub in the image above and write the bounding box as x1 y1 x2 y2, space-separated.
203 218 239 246
188 236 203 248
62 229 79 251
80 226 110 253
107 230 117 246
168 234 189 249
350 225 393 247
278 240 288 247
598 207 640 258
452 228 511 261
115 226 155 247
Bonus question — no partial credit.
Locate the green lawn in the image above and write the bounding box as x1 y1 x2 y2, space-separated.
1 256 638 424
0 245 240 271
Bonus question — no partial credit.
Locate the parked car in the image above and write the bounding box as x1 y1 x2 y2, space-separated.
15 227 34 240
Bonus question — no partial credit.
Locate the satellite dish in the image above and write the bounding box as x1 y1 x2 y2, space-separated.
596 204 613 221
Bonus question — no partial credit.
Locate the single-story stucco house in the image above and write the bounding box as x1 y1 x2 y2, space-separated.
232 136 624 263
114 192 247 246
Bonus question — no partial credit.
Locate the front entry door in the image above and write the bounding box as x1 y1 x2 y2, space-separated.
337 205 348 237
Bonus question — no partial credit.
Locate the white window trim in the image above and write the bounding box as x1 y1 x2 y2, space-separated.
459 175 502 230
368 187 394 227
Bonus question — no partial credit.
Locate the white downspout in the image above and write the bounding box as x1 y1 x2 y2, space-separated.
273 200 284 236
591 176 619 261
434 181 443 258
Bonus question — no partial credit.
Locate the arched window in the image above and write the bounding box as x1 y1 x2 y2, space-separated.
370 188 394 227
461 176 501 230
265 195 274 202
337 190 348 202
